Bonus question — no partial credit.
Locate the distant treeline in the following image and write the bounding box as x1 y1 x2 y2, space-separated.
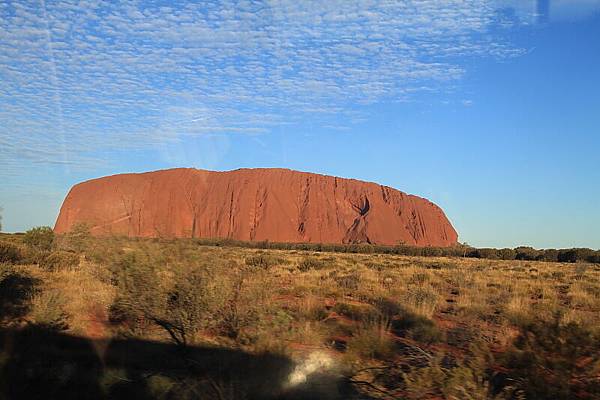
3 230 599 264
190 237 600 264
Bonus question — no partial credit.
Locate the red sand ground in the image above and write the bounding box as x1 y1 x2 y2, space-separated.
55 168 458 247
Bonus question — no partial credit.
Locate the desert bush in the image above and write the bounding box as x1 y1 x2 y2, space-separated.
393 309 443 343
405 286 439 316
217 270 261 340
348 316 394 360
296 295 328 321
421 247 444 257
469 248 501 260
251 309 295 354
347 243 375 254
334 273 360 291
407 318 443 343
110 253 229 346
587 251 600 263
499 317 600 399
61 222 91 253
29 291 70 331
84 236 127 265
515 246 542 261
408 271 430 286
402 345 508 400
163 268 217 345
0 241 21 263
558 248 595 263
297 257 328 272
23 226 54 251
38 250 79 271
419 261 450 270
108 256 159 336
494 248 515 260
365 261 386 271
373 297 443 343
320 243 341 252
504 294 533 326
333 302 380 321
542 249 560 262
403 362 492 400
244 254 281 269
550 270 565 280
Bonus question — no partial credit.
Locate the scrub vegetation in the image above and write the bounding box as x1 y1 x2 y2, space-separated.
1 229 599 399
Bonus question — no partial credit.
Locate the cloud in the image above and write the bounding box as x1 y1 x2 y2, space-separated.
0 0 543 178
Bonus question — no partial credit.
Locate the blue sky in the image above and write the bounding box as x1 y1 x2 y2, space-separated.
1 0 599 249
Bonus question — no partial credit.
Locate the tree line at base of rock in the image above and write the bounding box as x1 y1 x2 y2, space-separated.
2 226 599 265
189 238 600 264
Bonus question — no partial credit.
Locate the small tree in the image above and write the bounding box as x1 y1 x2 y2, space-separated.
0 206 3 232
110 257 219 347
23 226 55 252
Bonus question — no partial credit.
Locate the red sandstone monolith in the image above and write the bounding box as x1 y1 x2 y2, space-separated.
54 168 458 246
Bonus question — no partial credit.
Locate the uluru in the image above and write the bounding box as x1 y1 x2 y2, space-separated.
54 168 458 247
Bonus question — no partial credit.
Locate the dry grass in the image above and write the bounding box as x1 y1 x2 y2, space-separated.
11 240 600 341
2 235 600 399
26 259 116 337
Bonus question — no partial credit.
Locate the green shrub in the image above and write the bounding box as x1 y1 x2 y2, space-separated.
23 226 55 251
39 251 79 271
0 241 21 263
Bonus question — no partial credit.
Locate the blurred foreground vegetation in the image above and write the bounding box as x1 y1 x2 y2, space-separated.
1 228 599 399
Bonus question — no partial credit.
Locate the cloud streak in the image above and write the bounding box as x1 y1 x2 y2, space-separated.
2 0 574 177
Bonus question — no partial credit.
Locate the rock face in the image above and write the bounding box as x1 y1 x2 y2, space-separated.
54 168 458 247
